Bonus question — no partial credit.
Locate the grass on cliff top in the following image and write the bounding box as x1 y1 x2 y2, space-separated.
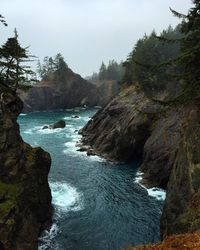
127 230 200 250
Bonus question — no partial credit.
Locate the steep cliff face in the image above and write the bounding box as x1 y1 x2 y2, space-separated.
140 108 184 189
81 86 159 162
21 67 120 112
21 68 97 112
160 102 200 238
92 80 120 107
0 91 52 250
81 85 200 240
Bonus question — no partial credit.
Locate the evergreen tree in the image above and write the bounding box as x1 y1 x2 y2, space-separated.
0 29 34 91
0 14 7 26
171 0 200 103
99 62 107 81
122 26 182 93
97 60 124 82
37 53 68 81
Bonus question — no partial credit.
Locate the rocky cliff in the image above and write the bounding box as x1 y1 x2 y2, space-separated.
0 90 52 250
81 85 200 242
21 67 97 112
21 67 120 112
81 85 159 162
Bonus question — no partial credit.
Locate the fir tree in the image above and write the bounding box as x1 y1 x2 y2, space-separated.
0 14 7 26
0 29 34 91
99 62 107 81
172 0 200 103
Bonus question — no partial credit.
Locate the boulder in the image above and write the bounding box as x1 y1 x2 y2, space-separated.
49 120 66 129
42 125 48 130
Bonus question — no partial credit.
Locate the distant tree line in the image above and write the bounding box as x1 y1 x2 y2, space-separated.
122 25 183 93
122 0 200 105
87 60 125 83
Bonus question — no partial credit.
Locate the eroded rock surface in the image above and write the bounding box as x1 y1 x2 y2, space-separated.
81 86 159 162
0 91 52 250
20 67 120 112
81 84 200 240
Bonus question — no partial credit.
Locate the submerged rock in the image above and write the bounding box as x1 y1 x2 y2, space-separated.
71 115 80 119
0 91 52 250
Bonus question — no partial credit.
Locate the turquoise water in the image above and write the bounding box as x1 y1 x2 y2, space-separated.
18 108 164 250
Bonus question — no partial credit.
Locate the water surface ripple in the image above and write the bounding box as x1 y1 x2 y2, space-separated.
18 109 164 250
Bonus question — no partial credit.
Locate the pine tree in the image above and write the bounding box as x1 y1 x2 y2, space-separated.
122 27 181 93
0 15 7 26
172 0 200 103
99 62 107 81
0 29 34 91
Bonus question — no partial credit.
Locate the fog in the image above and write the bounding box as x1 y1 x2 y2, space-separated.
1 0 192 77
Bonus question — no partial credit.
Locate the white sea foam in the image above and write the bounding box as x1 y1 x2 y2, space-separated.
147 187 166 200
24 123 75 135
38 223 60 250
23 126 41 134
50 182 83 212
19 113 27 116
38 127 65 135
134 171 166 201
39 182 83 250
63 140 105 162
81 117 91 122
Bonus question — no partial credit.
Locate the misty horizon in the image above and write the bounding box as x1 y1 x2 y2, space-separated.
1 0 192 77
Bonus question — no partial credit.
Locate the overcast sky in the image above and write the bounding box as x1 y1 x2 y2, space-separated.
1 0 192 77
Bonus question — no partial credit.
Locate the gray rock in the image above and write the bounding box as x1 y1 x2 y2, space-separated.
49 120 66 129
81 86 159 162
42 125 48 130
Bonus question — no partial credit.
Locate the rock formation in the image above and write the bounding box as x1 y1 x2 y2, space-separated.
21 67 120 112
81 85 200 241
43 120 66 129
21 68 97 112
81 85 159 162
0 90 52 250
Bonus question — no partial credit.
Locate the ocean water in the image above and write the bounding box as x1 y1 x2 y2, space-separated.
18 108 165 250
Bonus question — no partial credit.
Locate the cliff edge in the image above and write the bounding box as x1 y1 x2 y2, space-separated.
0 91 52 250
81 85 200 242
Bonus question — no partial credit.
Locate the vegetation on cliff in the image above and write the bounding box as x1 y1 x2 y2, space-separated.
86 60 125 84
81 1 200 246
123 0 200 105
0 17 52 250
37 53 68 81
0 29 35 92
122 25 182 94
